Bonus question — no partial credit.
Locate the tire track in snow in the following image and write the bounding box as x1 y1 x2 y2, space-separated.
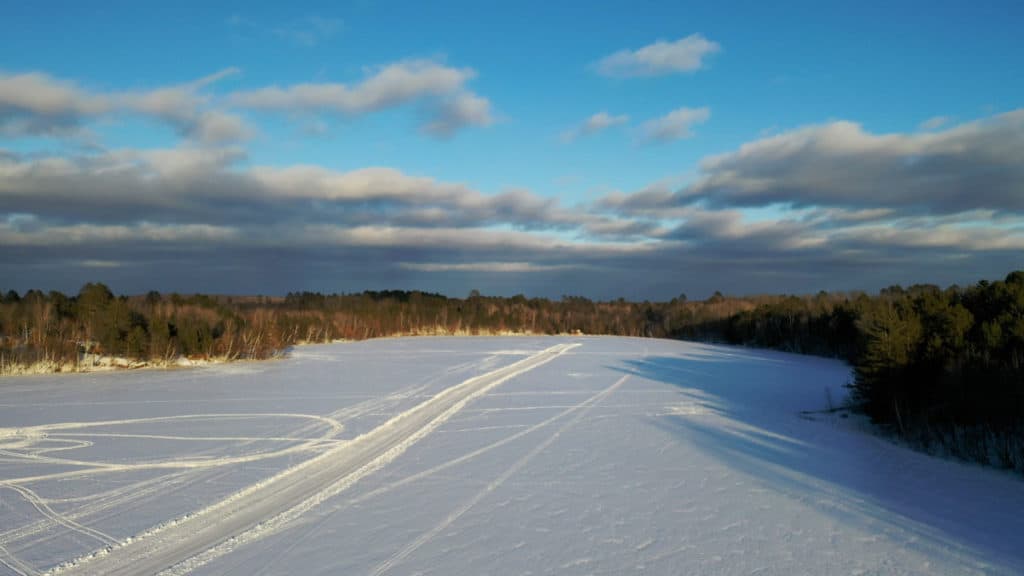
368 373 629 576
2 362 481 563
0 413 343 438
350 374 629 508
0 414 344 485
50 343 578 576
251 372 630 576
0 541 36 576
1 355 546 564
0 470 205 557
265 354 480 447
1 485 117 548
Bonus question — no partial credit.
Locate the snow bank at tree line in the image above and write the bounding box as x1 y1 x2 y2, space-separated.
0 353 238 376
0 330 590 376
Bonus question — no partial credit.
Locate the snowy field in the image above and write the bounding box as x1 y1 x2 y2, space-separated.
0 336 1021 575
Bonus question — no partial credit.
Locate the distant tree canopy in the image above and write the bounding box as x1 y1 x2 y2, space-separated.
662 272 1023 471
2 270 1022 470
0 286 675 365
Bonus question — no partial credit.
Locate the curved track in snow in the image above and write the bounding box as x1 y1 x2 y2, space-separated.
53 343 577 576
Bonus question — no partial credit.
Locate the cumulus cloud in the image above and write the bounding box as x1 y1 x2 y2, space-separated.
230 60 493 136
80 259 124 268
3 102 1022 299
0 147 656 297
291 225 655 259
685 111 1024 214
248 165 464 202
0 72 111 136
0 147 592 233
420 91 494 137
832 222 1024 251
577 110 1024 294
105 146 248 178
2 60 495 144
561 111 629 142
596 34 720 77
0 220 239 246
117 68 252 143
230 61 469 113
398 262 580 273
0 69 252 143
920 115 952 131
582 218 666 240
602 111 1024 219
640 107 710 143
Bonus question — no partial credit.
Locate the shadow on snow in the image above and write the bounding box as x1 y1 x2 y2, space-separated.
612 345 1024 573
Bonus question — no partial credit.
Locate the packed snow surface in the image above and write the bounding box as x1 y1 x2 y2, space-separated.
0 337 1021 575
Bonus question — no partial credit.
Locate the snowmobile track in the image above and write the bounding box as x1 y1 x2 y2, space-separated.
52 343 578 576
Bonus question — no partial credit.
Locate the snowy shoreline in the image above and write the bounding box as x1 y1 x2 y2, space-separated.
0 330 586 377
0 352 270 377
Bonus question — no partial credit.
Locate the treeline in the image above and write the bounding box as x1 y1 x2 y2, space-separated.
1 272 1022 471
0 284 678 371
669 273 1024 472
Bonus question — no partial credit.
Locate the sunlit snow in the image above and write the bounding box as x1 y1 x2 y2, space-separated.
0 337 1020 575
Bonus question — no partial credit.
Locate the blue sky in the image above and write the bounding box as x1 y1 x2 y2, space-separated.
1 1 1023 299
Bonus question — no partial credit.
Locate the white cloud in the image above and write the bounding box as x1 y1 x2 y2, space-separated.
3 108 1022 298
299 225 657 256
80 259 124 268
0 72 110 116
0 148 592 233
561 111 629 142
0 72 111 136
2 61 491 143
582 219 665 239
230 59 492 137
686 111 1024 213
231 60 470 113
118 68 252 143
834 222 1024 251
248 165 469 203
596 34 720 77
920 115 952 131
105 146 247 178
583 111 629 132
189 110 254 143
0 69 252 143
0 221 239 246
598 111 1024 270
398 261 579 273
421 91 494 137
640 107 710 143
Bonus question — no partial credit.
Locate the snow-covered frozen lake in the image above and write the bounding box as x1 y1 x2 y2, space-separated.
0 336 1021 575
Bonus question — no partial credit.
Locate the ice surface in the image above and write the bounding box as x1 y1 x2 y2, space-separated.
0 336 1020 575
